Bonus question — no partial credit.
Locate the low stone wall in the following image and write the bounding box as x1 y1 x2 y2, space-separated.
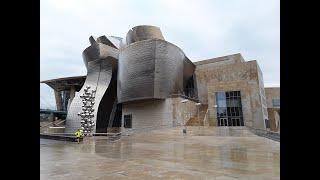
40 134 79 142
40 120 66 133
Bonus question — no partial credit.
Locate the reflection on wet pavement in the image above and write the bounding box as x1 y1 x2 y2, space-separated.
41 127 280 179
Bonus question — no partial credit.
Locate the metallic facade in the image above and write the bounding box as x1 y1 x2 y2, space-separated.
45 25 197 133
65 37 119 133
126 25 165 45
118 26 196 103
41 25 272 132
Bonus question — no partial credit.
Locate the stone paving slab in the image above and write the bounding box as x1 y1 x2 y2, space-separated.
41 127 280 180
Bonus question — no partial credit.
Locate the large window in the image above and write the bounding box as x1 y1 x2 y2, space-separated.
124 114 132 128
272 99 280 107
216 91 244 126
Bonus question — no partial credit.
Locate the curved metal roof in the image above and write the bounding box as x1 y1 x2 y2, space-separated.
41 75 86 92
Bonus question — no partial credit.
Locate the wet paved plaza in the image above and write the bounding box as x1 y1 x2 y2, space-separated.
40 127 280 180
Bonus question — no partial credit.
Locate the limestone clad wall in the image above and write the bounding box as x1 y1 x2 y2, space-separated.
207 81 256 128
121 97 197 132
265 87 280 132
265 87 280 108
170 97 198 126
194 54 267 130
194 55 257 104
256 63 269 125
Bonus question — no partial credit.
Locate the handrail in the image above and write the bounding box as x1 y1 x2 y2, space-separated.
245 126 280 141
245 126 277 134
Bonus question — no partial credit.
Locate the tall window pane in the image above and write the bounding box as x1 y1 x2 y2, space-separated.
215 91 244 126
216 92 227 107
272 99 280 107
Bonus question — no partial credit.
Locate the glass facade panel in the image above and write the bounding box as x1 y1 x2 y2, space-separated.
216 92 227 107
217 107 227 117
232 119 237 126
216 91 244 126
236 119 240 126
228 119 232 126
272 99 280 107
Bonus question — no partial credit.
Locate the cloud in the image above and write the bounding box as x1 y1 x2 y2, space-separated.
40 0 280 108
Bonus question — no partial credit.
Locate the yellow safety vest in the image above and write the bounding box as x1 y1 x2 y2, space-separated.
74 131 82 138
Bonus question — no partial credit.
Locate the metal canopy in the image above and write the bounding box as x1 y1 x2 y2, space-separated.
41 76 86 92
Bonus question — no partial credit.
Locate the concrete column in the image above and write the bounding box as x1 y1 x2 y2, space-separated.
67 86 76 110
54 90 62 111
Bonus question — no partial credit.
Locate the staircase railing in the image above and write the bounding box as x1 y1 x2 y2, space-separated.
245 126 280 142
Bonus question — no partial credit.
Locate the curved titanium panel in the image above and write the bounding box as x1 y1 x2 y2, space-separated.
65 43 118 133
126 25 165 45
118 40 156 102
153 40 185 98
118 39 195 103
82 43 119 68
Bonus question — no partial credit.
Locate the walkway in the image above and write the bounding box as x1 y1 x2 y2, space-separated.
40 127 280 180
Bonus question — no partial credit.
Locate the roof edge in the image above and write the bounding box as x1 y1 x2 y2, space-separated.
40 75 86 83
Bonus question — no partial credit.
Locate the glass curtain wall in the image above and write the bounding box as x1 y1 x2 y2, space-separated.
216 91 244 126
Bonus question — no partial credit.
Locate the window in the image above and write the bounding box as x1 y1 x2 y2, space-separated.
272 99 280 107
226 119 231 126
236 119 240 126
124 114 132 128
216 92 227 107
265 119 270 129
217 107 227 117
216 91 244 126
232 119 236 126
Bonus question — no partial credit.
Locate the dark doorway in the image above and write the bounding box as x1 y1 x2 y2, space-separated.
124 114 132 128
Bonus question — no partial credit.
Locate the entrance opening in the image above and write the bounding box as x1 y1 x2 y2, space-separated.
124 114 132 128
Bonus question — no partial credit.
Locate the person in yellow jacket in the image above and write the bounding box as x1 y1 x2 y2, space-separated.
74 129 83 144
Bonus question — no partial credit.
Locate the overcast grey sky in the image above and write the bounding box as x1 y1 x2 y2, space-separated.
40 0 280 109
